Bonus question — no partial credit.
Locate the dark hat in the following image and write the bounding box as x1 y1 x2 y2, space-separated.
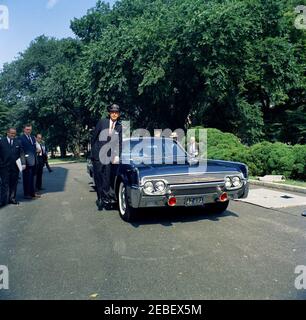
108 104 120 113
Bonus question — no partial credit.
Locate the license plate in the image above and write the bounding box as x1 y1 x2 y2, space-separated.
184 196 204 206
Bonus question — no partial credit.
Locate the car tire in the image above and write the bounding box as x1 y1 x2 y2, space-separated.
118 182 137 222
206 201 229 214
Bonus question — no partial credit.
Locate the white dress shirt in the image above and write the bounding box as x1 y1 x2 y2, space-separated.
36 142 42 155
7 137 13 146
109 119 116 135
189 142 199 156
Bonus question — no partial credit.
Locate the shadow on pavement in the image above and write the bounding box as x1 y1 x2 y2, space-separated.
295 289 306 300
37 166 68 194
130 207 239 227
13 166 69 204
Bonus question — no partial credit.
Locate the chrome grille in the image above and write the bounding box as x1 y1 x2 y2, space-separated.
172 187 218 196
141 172 236 185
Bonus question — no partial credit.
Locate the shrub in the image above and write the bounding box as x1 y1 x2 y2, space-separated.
291 144 306 180
243 142 295 178
248 141 274 176
191 127 305 181
266 143 295 178
193 127 250 163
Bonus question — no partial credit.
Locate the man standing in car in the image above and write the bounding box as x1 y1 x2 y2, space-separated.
91 104 122 211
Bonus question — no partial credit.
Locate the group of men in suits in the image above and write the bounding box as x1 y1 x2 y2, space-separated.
0 124 52 208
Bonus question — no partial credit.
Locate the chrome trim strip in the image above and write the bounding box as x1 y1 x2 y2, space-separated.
141 171 241 185
169 181 224 189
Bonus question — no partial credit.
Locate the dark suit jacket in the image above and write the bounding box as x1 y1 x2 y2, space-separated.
19 134 37 167
91 118 123 162
0 137 26 171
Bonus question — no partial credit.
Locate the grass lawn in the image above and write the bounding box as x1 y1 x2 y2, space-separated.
277 179 306 188
48 157 87 164
250 176 306 188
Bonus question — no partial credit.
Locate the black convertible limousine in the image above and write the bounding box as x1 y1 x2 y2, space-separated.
88 137 249 222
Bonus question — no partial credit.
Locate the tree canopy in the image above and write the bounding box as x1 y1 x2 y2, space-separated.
0 0 305 155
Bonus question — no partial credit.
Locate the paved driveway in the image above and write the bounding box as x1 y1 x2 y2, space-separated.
0 163 305 300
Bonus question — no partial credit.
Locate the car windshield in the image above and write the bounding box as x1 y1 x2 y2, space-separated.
122 138 187 163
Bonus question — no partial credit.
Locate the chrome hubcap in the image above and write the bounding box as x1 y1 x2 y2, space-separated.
119 183 126 216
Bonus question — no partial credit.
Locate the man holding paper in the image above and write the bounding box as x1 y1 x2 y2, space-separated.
0 128 26 207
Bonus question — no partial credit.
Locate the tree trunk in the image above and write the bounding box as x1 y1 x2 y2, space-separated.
60 145 66 158
73 144 80 158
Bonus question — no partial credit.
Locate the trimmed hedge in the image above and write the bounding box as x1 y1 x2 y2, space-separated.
291 144 306 180
192 127 306 180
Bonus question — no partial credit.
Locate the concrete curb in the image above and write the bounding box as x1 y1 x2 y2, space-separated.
249 179 306 195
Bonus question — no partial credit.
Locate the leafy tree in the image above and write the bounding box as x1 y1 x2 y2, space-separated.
0 36 94 156
1 0 305 155
71 0 305 144
0 101 9 134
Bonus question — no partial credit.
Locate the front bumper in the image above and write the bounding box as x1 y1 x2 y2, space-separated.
126 181 249 208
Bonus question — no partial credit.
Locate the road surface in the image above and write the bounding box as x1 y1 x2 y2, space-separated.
0 163 305 300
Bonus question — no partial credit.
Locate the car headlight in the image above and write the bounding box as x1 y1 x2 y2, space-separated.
143 180 167 195
144 181 154 194
232 176 241 187
224 175 242 189
225 177 232 189
155 181 166 192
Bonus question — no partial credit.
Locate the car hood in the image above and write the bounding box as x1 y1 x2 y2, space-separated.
134 159 247 184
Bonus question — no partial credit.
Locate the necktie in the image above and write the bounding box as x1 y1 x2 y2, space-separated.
10 139 13 146
110 121 115 135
